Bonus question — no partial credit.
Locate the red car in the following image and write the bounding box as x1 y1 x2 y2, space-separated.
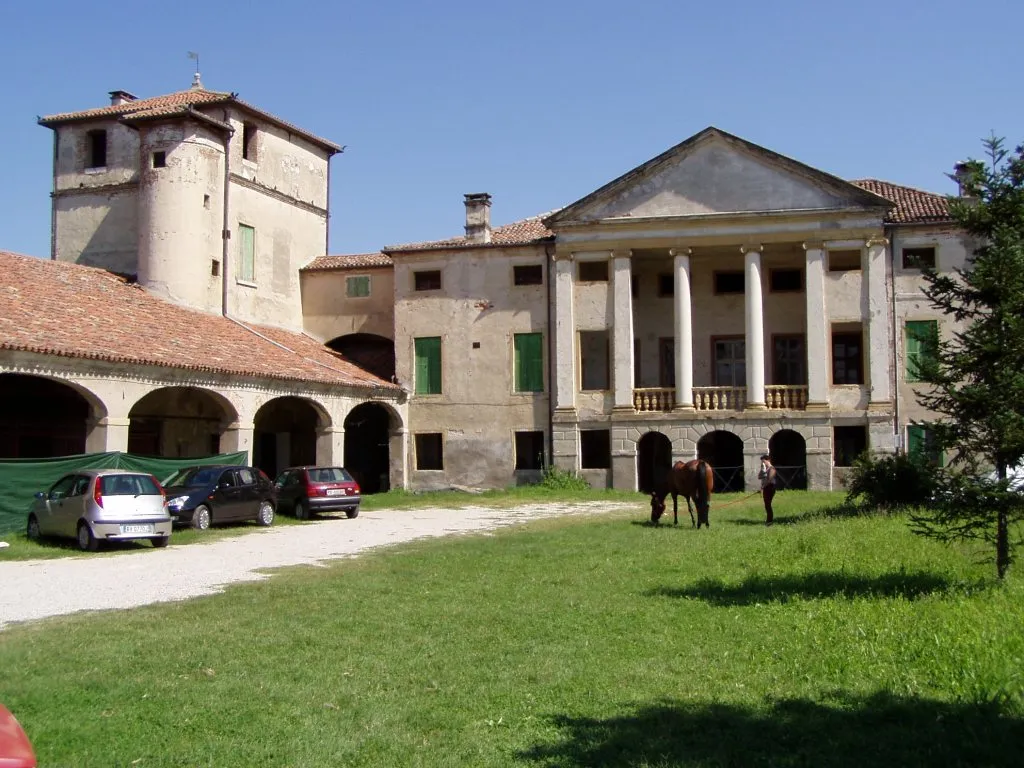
273 466 361 520
0 704 36 768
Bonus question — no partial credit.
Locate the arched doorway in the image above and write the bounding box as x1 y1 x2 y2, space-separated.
253 397 325 479
128 387 237 458
637 431 672 494
328 334 396 381
768 429 807 489
0 374 98 458
344 402 392 494
697 430 745 492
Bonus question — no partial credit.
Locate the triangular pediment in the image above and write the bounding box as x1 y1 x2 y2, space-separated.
546 128 890 226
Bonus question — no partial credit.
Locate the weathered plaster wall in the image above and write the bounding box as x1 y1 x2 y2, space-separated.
301 267 396 342
54 122 139 189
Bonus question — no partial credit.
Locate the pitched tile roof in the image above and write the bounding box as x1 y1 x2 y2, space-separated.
0 251 397 390
384 211 557 253
39 87 342 153
850 179 952 224
301 253 394 271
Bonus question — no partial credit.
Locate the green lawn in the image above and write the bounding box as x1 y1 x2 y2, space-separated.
1 490 1022 767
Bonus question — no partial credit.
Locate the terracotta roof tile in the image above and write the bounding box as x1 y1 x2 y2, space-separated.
302 253 394 271
850 179 952 224
0 251 397 391
385 210 557 252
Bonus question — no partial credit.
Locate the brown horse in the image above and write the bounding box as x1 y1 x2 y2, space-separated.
650 459 713 528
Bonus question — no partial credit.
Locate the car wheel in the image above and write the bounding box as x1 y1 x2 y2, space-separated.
192 505 212 531
346 507 359 519
152 536 170 548
295 500 310 520
26 514 41 541
256 501 275 527
77 522 99 552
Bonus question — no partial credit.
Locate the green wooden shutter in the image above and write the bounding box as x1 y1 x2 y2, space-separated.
238 225 255 282
906 321 938 382
514 333 543 393
415 337 441 395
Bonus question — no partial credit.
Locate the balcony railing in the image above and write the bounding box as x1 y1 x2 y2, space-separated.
632 386 809 413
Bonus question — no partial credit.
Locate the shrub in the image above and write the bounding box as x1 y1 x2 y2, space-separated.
845 452 938 511
537 465 591 491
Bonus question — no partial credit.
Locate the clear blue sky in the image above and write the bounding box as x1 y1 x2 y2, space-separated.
2 0 1021 258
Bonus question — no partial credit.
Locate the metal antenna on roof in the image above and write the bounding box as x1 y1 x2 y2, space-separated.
187 51 202 89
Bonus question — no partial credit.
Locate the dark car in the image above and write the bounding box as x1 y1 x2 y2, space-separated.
163 465 276 530
274 466 361 520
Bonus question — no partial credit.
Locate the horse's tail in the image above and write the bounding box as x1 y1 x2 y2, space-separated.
695 460 710 509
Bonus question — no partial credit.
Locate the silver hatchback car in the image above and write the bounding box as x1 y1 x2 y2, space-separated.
27 470 173 551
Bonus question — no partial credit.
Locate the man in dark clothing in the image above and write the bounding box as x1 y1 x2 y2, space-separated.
759 454 777 526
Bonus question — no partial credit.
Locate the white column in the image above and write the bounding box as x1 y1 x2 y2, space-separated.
803 242 829 409
866 237 892 406
671 248 694 410
220 421 255 460
611 250 634 411
93 417 130 453
316 426 345 466
553 252 577 413
743 245 766 409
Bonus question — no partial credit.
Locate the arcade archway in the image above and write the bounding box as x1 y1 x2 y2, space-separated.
344 402 393 494
328 334 395 381
637 431 672 494
253 397 326 479
697 430 745 492
0 374 99 458
768 429 808 489
128 387 237 458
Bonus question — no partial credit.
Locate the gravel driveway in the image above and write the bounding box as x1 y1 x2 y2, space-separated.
0 501 633 631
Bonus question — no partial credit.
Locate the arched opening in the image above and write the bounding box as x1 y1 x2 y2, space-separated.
328 334 395 381
697 430 745 492
0 374 98 458
253 397 325 479
128 386 237 458
768 429 808 490
344 402 392 494
637 431 672 494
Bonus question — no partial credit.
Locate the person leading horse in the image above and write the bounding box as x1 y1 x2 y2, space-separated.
650 459 713 528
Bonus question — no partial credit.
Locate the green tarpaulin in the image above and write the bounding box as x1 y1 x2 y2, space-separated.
0 452 247 536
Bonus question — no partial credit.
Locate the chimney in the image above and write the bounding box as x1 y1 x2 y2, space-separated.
108 90 137 106
464 193 492 244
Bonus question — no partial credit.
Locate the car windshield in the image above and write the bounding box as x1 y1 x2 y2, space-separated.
101 474 162 496
163 467 224 488
307 467 353 483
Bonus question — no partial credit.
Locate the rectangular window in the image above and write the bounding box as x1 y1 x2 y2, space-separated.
414 270 441 291
152 151 166 168
832 329 864 385
714 271 744 294
415 433 443 470
513 264 543 286
773 335 807 386
902 247 936 270
346 275 371 298
907 424 942 466
580 429 611 469
242 123 257 162
770 268 803 292
513 333 544 393
87 129 107 169
659 338 675 388
833 426 867 467
905 320 939 382
514 431 545 470
657 273 674 297
238 224 255 282
414 337 442 395
578 261 609 282
579 330 610 391
713 337 746 386
828 249 861 272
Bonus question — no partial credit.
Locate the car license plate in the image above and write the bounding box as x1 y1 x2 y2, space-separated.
326 489 344 496
120 524 154 534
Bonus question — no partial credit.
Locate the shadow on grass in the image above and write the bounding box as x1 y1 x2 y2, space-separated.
647 569 985 605
517 692 1023 767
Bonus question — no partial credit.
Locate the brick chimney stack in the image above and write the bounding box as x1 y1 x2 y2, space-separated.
464 193 492 244
108 90 137 106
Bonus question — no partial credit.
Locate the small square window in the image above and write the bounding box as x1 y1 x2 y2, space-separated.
657 273 674 297
414 270 441 291
415 433 444 470
211 260 220 277
714 271 744 294
828 249 861 272
513 264 543 286
578 261 609 282
346 275 371 298
203 194 211 209
580 429 611 469
903 247 936 270
152 151 166 168
515 431 545 470
833 426 867 467
770 268 802 292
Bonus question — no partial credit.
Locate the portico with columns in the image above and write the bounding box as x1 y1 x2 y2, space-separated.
545 127 899 493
